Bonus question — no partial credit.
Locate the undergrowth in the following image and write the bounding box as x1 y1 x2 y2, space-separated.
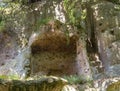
63 75 93 85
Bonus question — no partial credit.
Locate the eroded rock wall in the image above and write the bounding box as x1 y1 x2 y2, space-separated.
0 0 120 79
93 1 120 66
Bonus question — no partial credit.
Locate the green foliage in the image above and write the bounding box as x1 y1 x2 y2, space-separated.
33 17 51 31
63 0 77 24
0 21 5 32
0 74 20 80
0 4 5 32
0 1 27 30
64 29 70 45
0 75 8 79
37 18 51 26
63 0 86 29
63 75 92 84
0 14 5 32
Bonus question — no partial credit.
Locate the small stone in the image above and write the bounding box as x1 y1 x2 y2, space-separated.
48 78 54 83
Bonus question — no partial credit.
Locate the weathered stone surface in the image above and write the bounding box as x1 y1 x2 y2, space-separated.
90 1 120 74
93 1 120 51
76 38 92 81
0 31 18 66
0 0 90 79
93 2 120 32
0 1 120 88
106 64 120 77
0 48 31 79
107 41 120 65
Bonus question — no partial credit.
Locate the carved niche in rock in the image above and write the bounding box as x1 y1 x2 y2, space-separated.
29 25 79 76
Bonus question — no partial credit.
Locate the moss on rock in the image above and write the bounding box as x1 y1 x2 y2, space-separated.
106 81 120 91
0 76 67 91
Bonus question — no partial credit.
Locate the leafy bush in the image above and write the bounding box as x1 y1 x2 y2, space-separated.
63 0 86 29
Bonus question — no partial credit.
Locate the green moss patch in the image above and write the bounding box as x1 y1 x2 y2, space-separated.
106 81 120 91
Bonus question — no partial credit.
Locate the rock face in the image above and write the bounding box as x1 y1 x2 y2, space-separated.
0 31 18 66
0 0 92 79
107 41 120 65
0 20 79 78
93 1 120 66
0 1 120 91
0 48 31 78
0 0 120 82
89 1 120 76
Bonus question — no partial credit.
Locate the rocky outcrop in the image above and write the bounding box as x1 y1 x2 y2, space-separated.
0 48 31 79
0 31 19 66
88 1 120 76
107 41 120 65
0 0 120 82
0 0 92 80
93 1 120 67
